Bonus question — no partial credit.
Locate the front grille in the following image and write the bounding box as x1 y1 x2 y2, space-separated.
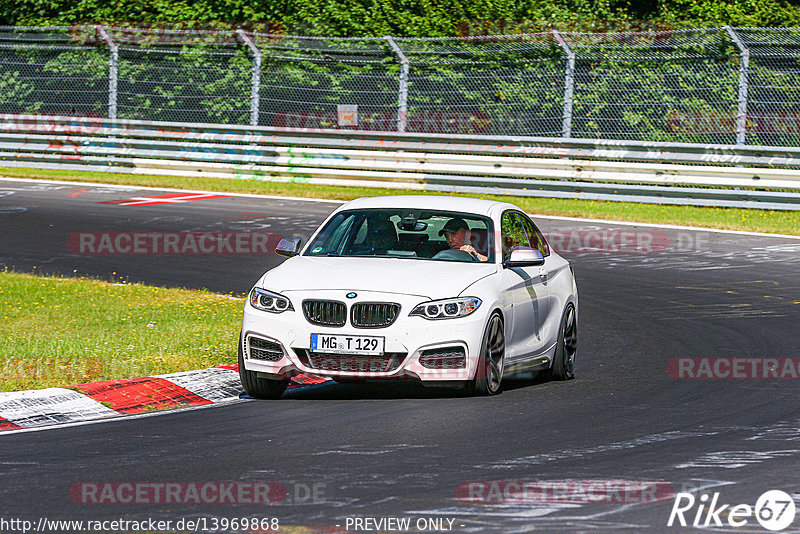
351 302 401 328
248 337 284 362
419 347 466 369
302 300 347 327
296 350 406 373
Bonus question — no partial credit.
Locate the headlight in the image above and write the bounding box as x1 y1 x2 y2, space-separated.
410 297 482 320
249 288 294 313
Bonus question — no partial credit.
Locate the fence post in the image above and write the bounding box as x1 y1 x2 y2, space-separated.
552 30 575 139
236 29 262 126
96 25 118 120
725 26 750 146
385 36 409 133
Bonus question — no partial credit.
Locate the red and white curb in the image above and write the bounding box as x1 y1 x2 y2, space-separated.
0 366 329 433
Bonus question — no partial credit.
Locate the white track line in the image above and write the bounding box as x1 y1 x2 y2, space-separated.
1 176 798 239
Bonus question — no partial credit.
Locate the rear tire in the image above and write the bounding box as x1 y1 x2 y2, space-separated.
465 312 505 396
238 333 289 399
547 304 576 381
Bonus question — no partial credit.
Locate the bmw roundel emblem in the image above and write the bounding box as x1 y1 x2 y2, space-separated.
346 292 357 299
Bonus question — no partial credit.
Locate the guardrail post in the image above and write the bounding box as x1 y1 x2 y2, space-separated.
96 25 118 120
236 29 262 126
552 31 575 139
385 36 409 133
725 26 750 146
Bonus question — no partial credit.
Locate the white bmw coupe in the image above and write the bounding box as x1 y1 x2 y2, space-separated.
239 195 577 398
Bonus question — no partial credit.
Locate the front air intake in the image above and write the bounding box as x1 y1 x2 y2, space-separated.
419 347 467 369
296 349 407 373
302 300 347 327
248 336 284 362
350 302 401 328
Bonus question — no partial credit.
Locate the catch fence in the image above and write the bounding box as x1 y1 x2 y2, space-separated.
0 25 799 146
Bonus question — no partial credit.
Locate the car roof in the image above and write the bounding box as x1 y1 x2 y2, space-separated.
338 195 519 217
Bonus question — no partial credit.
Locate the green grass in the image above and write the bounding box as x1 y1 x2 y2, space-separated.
0 270 243 392
2 166 799 235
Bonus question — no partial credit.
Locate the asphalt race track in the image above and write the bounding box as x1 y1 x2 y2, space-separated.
1 178 800 533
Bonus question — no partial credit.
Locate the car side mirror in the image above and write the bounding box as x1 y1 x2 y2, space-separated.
275 237 302 257
503 246 544 268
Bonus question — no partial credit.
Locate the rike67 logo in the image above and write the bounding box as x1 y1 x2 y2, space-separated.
668 490 796 531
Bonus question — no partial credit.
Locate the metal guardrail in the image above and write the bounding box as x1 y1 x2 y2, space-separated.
1 115 799 210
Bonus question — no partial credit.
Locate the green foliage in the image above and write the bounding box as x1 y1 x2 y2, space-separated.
657 0 800 28
1 1 799 146
0 271 242 391
3 0 800 36
0 71 35 109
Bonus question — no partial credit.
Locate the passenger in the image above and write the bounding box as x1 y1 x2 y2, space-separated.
438 218 488 262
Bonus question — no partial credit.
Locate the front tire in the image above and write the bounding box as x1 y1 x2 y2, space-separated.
466 312 505 396
238 333 289 399
547 304 577 381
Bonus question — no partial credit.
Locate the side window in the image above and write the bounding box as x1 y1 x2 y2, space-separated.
519 214 550 256
501 211 528 262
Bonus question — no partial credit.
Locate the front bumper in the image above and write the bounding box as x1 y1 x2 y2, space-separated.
241 290 489 382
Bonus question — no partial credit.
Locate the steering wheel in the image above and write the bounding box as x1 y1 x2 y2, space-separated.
432 248 477 262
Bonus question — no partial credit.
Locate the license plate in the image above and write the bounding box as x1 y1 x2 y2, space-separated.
310 333 384 355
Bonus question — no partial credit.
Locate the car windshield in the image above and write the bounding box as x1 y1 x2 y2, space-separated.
304 208 495 263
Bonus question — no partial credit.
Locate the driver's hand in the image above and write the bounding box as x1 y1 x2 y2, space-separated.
460 244 487 261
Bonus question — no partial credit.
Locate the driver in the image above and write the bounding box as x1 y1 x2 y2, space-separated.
439 217 488 262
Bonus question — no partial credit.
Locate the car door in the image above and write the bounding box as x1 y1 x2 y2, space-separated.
517 212 561 351
500 210 550 362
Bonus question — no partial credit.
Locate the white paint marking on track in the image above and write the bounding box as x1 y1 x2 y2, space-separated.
675 449 800 469
101 192 232 207
483 430 721 469
408 479 735 530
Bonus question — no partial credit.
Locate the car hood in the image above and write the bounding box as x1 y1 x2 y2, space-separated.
260 256 498 300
